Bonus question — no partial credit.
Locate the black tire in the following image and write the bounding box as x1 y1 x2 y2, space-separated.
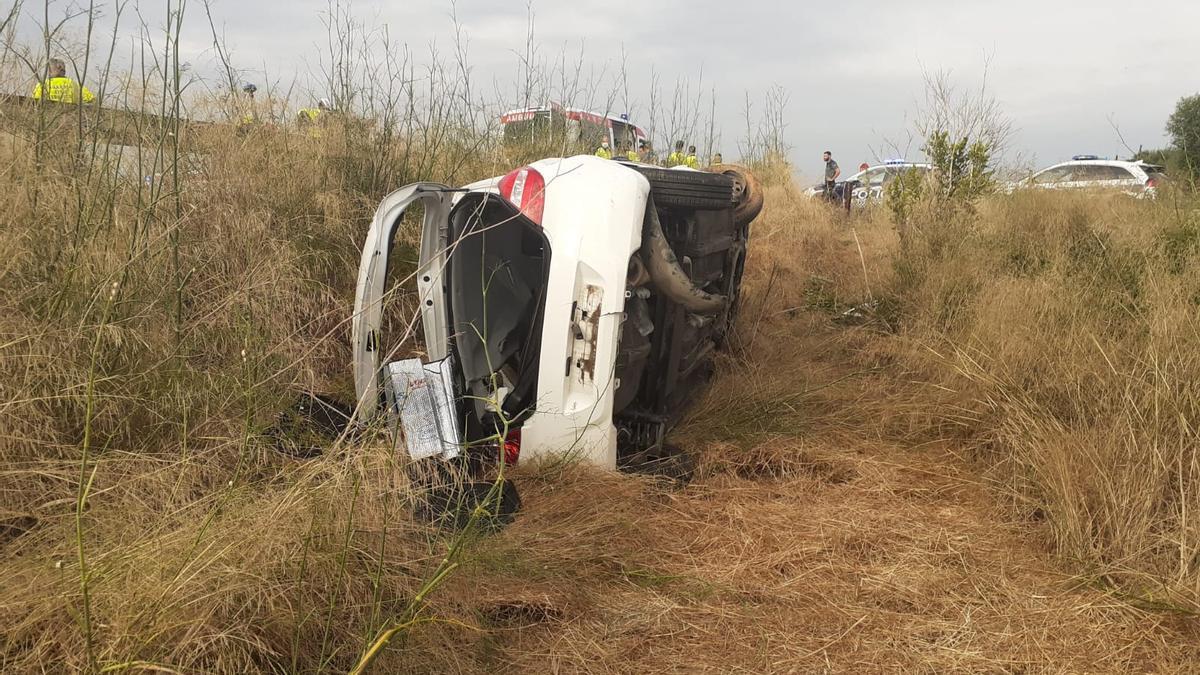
708 164 764 226
631 165 734 211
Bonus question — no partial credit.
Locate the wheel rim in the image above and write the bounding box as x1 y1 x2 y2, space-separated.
724 170 748 202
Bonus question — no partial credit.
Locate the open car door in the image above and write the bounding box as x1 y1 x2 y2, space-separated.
351 182 452 421
352 180 553 464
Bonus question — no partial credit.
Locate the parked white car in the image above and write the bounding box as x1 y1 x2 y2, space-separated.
1013 156 1165 197
351 156 762 522
805 160 931 207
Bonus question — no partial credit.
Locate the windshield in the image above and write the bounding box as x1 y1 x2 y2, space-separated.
446 193 551 432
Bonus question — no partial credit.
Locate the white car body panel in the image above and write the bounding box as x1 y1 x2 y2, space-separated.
847 163 931 205
515 156 649 468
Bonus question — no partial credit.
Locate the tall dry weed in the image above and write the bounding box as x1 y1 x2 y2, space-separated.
864 189 1200 609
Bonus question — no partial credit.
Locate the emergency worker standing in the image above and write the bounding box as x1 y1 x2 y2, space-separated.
32 58 95 104
238 83 260 129
685 145 699 169
297 98 332 135
595 139 612 159
667 140 686 167
639 140 656 164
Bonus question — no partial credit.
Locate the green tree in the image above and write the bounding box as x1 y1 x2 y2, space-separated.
1166 94 1200 179
885 132 994 229
924 131 993 203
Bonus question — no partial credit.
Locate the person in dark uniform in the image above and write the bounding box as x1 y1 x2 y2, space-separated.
822 150 841 202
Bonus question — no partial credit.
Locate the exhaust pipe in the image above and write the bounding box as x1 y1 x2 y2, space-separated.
640 197 728 314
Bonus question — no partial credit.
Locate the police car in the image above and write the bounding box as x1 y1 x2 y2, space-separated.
806 160 932 207
1015 156 1166 198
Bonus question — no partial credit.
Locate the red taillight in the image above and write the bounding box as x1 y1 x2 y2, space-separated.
497 166 546 224
1146 177 1158 189
502 428 521 466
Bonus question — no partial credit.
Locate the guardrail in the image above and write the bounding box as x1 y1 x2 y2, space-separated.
0 91 214 145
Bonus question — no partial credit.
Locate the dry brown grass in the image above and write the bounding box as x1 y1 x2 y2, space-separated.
370 184 1200 671
856 188 1200 612
2 100 1199 673
427 446 1199 672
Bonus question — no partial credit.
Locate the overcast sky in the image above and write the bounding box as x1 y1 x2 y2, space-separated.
13 0 1200 179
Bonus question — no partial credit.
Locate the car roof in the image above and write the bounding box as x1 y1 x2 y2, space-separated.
1042 158 1146 168
499 103 648 138
1032 158 1156 173
848 162 930 178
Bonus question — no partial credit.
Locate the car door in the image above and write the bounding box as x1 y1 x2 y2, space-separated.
850 168 887 205
1092 165 1143 191
352 183 452 418
352 179 554 460
866 168 892 204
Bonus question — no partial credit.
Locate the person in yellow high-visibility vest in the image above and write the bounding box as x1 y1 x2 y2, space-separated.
236 83 262 134
685 145 699 169
621 142 638 162
594 139 612 159
31 58 95 104
667 140 686 167
297 98 332 136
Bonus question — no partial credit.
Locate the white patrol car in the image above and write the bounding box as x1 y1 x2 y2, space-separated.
805 160 931 207
1016 156 1165 198
844 160 932 207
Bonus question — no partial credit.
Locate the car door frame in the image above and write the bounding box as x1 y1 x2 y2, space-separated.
351 182 453 419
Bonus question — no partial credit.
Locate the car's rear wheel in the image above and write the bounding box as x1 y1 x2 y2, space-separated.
708 163 764 225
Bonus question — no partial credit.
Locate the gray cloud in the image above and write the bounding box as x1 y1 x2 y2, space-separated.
14 0 1199 179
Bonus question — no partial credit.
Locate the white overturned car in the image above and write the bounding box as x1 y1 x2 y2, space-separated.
351 156 762 522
